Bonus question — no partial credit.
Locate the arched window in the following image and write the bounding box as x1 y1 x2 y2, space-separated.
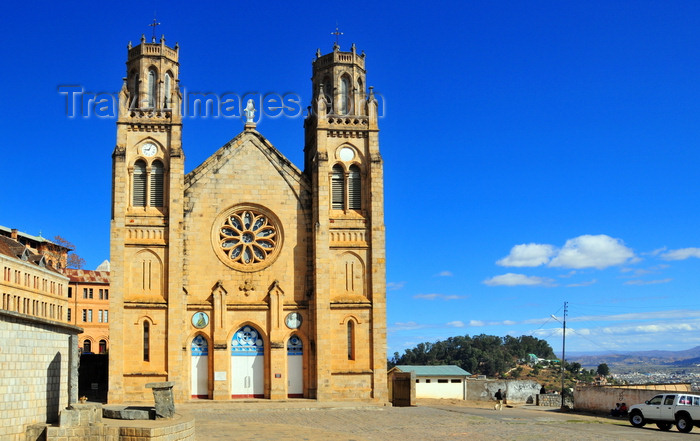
99 339 107 354
150 160 164 207
147 69 157 108
143 321 150 362
323 78 332 112
83 339 92 354
133 160 147 207
130 70 140 109
348 165 361 210
164 72 172 108
347 321 355 360
339 76 351 115
331 165 345 210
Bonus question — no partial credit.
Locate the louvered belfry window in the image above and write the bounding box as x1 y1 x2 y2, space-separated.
332 165 345 210
150 160 164 207
348 165 361 210
147 69 157 108
164 73 172 108
132 160 147 207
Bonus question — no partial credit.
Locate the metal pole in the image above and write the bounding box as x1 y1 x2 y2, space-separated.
561 301 567 408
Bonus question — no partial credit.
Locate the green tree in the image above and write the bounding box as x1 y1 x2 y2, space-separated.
597 363 610 376
387 333 555 377
566 362 581 374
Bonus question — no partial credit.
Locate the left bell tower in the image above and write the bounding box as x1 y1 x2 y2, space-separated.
109 34 185 403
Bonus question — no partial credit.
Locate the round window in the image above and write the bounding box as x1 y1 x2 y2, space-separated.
212 205 282 272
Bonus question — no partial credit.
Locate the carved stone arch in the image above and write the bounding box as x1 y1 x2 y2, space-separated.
284 330 308 347
163 70 174 108
135 138 165 160
81 337 94 353
134 314 157 326
98 338 109 354
339 314 362 325
331 161 348 174
185 331 211 351
147 67 159 108
128 249 164 301
339 73 353 115
333 252 366 299
322 76 332 110
228 321 268 346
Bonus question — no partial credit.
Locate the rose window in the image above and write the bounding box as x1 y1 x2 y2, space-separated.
214 206 282 271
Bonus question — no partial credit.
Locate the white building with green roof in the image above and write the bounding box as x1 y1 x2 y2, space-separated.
389 365 470 400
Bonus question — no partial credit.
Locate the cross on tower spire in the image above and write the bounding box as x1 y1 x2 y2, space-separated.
331 24 343 48
149 16 161 43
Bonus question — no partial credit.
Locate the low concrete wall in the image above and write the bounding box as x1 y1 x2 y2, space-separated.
466 379 541 404
575 386 665 414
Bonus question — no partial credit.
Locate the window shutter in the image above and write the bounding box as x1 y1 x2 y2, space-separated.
332 165 345 209
133 161 147 207
150 160 164 207
348 165 361 210
147 69 157 108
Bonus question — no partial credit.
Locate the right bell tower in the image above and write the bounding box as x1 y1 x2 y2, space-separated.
304 42 387 401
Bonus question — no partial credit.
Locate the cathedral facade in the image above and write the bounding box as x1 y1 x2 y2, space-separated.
109 36 387 403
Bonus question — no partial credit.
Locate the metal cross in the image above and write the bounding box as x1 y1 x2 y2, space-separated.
331 24 343 45
149 17 161 42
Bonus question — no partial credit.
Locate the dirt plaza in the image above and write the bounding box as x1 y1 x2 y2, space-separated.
175 398 699 441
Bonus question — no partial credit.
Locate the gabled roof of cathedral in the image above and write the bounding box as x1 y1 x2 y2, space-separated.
185 128 309 194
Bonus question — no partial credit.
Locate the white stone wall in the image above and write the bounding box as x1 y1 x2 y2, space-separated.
415 377 466 399
466 379 542 404
0 311 75 441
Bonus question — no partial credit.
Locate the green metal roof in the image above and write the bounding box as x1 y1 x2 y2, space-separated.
393 365 471 376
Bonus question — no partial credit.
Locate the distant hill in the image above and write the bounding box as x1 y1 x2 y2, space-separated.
570 346 700 369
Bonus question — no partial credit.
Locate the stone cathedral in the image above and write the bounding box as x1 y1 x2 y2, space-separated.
109 35 387 403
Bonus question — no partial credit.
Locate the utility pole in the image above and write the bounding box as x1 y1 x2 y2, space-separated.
561 301 567 408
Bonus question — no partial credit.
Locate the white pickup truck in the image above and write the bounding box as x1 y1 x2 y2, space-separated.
629 393 700 432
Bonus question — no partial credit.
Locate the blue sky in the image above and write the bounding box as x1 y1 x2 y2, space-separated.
2 1 700 358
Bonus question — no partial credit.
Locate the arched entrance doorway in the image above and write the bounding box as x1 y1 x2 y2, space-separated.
287 335 303 398
231 325 264 398
190 335 209 398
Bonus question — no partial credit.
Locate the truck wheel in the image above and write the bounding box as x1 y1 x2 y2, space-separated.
676 414 693 433
656 422 672 431
630 411 646 428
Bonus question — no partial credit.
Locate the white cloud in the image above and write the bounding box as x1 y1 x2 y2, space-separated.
566 279 597 287
387 281 405 291
548 234 635 269
483 273 555 287
437 270 453 277
446 321 465 327
624 278 672 286
661 248 700 261
569 310 700 323
591 321 700 335
389 321 429 331
469 320 485 326
496 243 555 267
413 293 464 300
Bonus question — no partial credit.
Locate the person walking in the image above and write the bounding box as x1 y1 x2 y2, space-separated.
494 388 504 411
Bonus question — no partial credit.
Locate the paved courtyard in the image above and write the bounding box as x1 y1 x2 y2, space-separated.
176 399 700 440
